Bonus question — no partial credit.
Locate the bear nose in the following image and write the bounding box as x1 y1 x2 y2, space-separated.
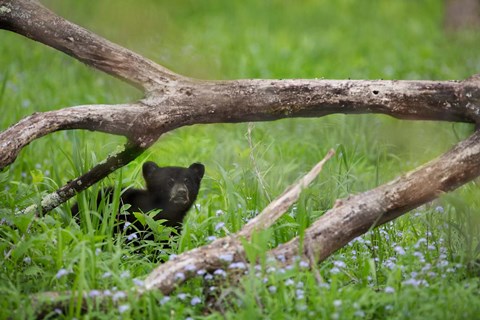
176 188 187 197
170 183 190 204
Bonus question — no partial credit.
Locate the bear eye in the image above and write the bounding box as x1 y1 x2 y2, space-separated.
168 178 175 187
184 177 191 183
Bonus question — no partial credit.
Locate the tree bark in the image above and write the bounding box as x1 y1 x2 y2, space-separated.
2 79 480 170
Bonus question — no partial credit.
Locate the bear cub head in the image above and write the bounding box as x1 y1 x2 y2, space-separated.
122 161 204 242
119 161 205 234
141 161 205 215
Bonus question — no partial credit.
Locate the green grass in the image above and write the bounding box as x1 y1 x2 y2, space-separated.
1 0 480 318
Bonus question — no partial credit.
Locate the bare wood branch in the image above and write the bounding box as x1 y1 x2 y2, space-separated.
271 129 480 266
3 78 480 171
143 78 480 123
0 103 154 169
0 0 184 91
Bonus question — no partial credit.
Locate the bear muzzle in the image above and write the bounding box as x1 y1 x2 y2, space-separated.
169 183 190 205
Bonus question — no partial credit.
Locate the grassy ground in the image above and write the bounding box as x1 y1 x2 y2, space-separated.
1 0 480 318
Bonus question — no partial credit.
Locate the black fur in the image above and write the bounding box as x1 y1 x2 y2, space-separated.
71 162 205 239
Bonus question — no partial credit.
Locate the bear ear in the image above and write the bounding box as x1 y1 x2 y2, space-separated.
142 161 160 179
189 163 205 180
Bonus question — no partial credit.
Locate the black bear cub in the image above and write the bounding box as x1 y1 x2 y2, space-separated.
72 161 205 239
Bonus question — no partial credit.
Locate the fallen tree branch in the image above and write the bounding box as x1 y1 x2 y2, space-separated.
0 103 152 168
272 128 480 265
2 0 480 313
2 78 480 171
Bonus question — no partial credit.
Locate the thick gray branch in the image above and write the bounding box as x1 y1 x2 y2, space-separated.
0 0 185 91
0 103 169 169
155 78 480 124
1 0 479 312
2 78 480 170
272 128 480 265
